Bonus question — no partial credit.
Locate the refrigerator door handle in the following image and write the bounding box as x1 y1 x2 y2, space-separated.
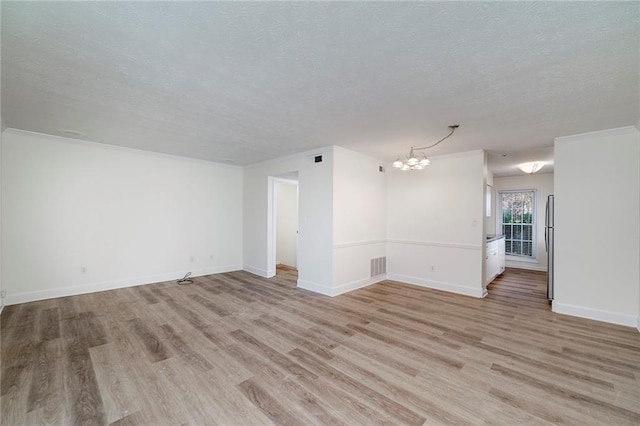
544 199 548 252
545 200 549 228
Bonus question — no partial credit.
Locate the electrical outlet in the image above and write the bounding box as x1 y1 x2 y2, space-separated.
210 255 213 261
430 265 435 272
190 256 195 263
80 267 86 274
0 290 6 299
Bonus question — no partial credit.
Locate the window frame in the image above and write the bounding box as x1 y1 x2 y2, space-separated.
496 189 537 260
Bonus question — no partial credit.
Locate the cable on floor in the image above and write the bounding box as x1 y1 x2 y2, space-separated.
177 272 193 285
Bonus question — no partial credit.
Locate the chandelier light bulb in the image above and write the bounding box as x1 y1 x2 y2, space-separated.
392 158 403 168
406 152 419 167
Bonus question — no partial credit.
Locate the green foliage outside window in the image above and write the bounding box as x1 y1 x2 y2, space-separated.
499 191 535 257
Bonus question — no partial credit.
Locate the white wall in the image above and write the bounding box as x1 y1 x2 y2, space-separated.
243 147 334 293
1 36 4 311
0 129 3 313
275 180 298 268
494 172 554 272
332 147 387 295
2 129 243 305
387 150 486 297
554 126 639 327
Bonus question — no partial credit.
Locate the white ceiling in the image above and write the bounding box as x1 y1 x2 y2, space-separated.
2 2 638 175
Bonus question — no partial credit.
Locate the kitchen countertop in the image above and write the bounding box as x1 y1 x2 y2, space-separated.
486 234 505 242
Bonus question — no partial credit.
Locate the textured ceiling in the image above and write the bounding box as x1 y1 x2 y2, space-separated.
2 2 639 174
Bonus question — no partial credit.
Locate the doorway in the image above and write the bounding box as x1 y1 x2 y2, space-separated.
271 172 298 277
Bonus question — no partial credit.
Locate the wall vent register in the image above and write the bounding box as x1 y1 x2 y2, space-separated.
370 257 387 277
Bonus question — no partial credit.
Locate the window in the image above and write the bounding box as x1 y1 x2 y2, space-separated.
498 190 536 257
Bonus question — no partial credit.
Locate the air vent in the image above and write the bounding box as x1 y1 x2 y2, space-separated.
370 257 387 277
314 155 323 163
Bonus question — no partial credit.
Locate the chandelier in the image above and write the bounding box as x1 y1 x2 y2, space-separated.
393 125 459 171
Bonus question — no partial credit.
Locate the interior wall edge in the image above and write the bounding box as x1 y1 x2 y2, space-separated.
552 301 638 328
386 273 485 298
242 264 270 278
297 279 334 296
554 125 638 142
2 128 241 169
333 239 386 249
386 239 482 251
504 261 547 272
4 263 242 306
244 144 336 170
330 275 387 297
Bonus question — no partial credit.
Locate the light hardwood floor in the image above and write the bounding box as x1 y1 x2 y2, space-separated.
1 267 639 425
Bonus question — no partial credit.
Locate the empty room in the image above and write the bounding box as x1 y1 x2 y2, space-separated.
1 2 639 425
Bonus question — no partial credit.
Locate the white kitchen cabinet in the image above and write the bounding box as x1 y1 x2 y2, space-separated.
497 238 505 274
485 236 505 285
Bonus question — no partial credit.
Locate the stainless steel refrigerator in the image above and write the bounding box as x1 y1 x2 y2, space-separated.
545 195 554 300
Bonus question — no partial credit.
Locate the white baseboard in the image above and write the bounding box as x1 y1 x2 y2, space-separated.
243 264 270 278
297 275 387 297
296 279 333 296
331 275 387 297
4 264 242 306
387 273 484 298
505 261 547 272
552 301 638 328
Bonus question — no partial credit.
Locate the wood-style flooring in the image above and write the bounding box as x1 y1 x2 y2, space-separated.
1 267 639 425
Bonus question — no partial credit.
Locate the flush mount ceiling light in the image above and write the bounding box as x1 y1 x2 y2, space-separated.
518 162 544 174
393 125 459 171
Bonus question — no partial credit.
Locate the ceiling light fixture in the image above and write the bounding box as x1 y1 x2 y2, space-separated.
393 125 459 171
518 162 544 174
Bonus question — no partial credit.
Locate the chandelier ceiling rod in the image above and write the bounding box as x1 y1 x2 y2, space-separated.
393 124 460 171
412 124 459 151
